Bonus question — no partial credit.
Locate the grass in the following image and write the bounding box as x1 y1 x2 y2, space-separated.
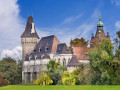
0 85 120 90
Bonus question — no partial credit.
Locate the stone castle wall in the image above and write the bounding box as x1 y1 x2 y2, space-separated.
21 38 39 60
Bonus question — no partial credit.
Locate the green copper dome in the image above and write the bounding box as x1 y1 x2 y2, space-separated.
97 16 103 26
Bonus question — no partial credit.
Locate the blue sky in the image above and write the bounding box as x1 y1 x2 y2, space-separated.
18 0 120 39
0 0 120 59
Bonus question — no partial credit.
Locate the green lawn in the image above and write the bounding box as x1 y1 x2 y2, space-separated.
0 85 120 90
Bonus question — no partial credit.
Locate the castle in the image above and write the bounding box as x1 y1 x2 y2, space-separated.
21 16 110 83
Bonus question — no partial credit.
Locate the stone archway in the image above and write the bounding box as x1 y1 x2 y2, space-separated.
25 72 30 83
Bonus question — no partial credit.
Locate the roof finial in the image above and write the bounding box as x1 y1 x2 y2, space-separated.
99 9 101 21
97 9 103 27
92 33 94 36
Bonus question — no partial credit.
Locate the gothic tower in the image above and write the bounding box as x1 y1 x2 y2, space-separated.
21 16 39 60
90 15 110 48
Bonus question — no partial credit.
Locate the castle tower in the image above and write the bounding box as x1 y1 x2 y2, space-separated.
95 16 106 40
21 16 39 60
90 15 109 48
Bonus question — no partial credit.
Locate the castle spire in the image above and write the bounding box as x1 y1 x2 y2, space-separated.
21 16 40 60
21 16 39 38
97 11 103 27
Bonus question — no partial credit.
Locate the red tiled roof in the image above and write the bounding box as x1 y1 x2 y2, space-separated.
72 47 90 60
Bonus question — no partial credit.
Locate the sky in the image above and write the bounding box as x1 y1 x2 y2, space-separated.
0 0 120 60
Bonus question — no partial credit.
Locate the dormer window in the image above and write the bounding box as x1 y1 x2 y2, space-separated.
58 47 60 52
40 48 42 52
46 47 49 50
46 44 50 51
34 50 36 52
39 46 43 52
31 23 35 33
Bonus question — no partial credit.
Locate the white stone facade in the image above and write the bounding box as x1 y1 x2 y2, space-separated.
22 53 72 83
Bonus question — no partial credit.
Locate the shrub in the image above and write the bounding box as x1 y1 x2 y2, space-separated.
34 71 53 85
0 74 8 87
62 71 75 85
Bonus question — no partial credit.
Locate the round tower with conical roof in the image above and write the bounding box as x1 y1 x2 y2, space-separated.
21 16 39 61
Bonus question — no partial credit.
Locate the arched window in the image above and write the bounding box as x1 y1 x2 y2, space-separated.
68 58 70 63
63 58 66 66
58 58 60 63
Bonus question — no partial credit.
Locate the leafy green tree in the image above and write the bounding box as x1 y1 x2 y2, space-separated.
88 39 115 85
34 71 53 85
114 30 120 60
69 37 88 49
47 60 67 85
112 30 120 84
0 57 22 84
47 60 60 72
72 64 89 85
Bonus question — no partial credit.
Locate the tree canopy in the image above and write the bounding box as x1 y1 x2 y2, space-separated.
47 60 67 85
69 37 88 49
0 57 22 85
89 38 120 85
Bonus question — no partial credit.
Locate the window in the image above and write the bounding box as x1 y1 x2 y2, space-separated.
63 59 66 66
46 44 50 51
46 47 49 51
39 48 42 52
58 59 60 63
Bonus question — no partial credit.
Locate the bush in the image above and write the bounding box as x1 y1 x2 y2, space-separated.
0 75 8 87
62 71 75 85
34 71 53 85
47 60 67 85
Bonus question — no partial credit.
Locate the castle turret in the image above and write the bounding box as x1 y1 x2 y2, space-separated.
90 15 110 48
95 16 106 40
21 16 39 60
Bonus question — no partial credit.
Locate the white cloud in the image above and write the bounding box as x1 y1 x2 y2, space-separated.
115 21 120 29
76 23 95 39
0 0 24 59
75 9 99 39
0 0 100 60
1 46 22 60
63 14 83 24
111 0 120 6
0 0 49 59
36 28 50 38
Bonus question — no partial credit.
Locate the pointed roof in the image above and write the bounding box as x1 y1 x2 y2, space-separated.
36 51 41 59
43 52 50 59
21 16 39 38
95 16 106 40
67 55 80 66
30 53 35 60
34 35 60 54
56 43 71 54
106 32 110 39
97 16 103 27
91 33 94 40
25 54 29 61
